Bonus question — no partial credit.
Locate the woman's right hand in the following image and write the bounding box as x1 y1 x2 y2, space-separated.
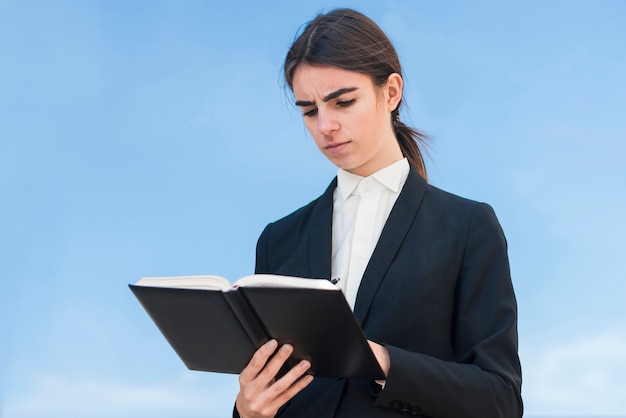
235 340 314 418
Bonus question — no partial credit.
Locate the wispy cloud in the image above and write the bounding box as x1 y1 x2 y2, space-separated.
522 327 626 415
3 372 238 418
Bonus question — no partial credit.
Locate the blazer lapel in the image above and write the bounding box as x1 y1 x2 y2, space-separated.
353 168 428 324
308 178 336 280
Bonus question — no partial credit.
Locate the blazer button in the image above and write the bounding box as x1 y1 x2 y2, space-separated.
390 400 402 410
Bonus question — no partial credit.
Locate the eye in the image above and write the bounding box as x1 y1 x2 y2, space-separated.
337 99 355 107
302 108 318 117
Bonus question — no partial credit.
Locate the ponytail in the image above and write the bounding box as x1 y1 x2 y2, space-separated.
392 110 429 180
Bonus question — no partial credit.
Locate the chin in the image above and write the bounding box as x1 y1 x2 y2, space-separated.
326 156 352 170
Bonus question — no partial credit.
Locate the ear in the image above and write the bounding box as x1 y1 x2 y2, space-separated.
385 73 403 112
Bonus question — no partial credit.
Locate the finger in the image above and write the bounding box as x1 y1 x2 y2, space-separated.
267 361 315 409
280 373 314 403
238 358 313 416
239 339 278 384
256 343 295 382
266 358 310 396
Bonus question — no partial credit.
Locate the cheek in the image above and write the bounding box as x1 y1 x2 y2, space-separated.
353 101 380 130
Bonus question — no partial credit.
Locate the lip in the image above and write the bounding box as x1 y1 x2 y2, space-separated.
325 141 350 155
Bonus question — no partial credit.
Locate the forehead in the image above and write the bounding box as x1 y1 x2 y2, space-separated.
292 65 374 99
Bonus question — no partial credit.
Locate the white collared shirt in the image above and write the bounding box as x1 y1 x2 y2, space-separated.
331 158 410 309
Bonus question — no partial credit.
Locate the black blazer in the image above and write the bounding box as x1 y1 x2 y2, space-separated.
250 168 522 418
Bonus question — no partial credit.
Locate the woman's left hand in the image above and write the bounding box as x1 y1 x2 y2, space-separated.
368 340 390 376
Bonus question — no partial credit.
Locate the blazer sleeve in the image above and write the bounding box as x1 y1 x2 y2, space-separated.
373 203 523 418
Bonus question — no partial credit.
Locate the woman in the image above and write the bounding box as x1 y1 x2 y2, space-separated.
235 8 522 418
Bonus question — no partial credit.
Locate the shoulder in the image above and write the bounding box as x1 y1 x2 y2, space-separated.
404 172 505 243
426 183 496 216
265 191 328 233
255 179 335 275
424 184 507 251
258 178 335 243
270 195 324 228
405 169 499 224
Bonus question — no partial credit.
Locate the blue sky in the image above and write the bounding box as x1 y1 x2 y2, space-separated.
1 1 625 417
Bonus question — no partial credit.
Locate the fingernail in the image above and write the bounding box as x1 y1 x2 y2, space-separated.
280 344 292 354
266 340 277 350
300 360 310 370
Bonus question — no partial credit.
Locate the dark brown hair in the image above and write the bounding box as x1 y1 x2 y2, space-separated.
284 8 428 179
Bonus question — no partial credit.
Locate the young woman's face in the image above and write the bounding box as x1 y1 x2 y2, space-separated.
292 65 403 177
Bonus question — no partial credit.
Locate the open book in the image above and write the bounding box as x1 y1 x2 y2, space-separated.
134 274 338 291
130 274 384 380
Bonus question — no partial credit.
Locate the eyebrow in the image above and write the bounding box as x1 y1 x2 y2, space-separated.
295 87 358 107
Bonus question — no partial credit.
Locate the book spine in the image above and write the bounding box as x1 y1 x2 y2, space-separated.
223 290 269 349
234 288 297 378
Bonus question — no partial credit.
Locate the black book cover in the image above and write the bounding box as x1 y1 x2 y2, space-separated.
130 284 384 380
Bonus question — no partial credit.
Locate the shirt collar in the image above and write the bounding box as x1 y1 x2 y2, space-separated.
336 158 410 201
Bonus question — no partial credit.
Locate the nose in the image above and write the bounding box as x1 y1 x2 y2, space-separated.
316 111 339 135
